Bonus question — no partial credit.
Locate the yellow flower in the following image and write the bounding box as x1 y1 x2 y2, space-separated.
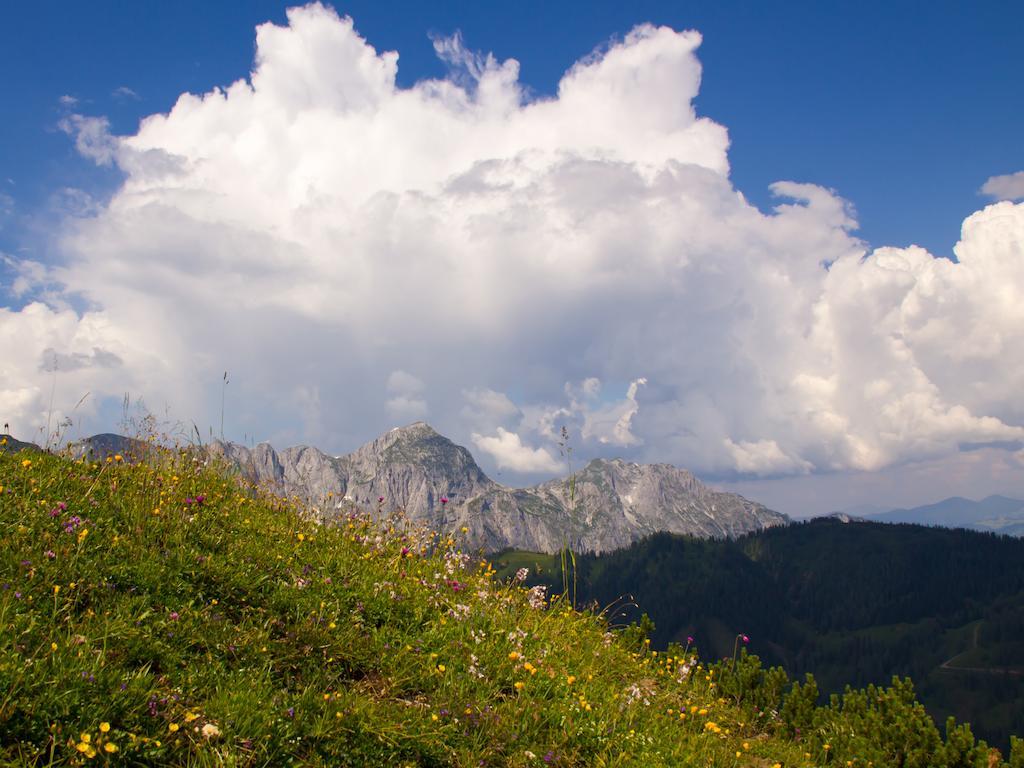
114 454 123 462
168 723 179 733
104 743 118 753
566 675 576 685
80 733 91 744
508 651 520 661
437 664 446 673
514 681 525 690
21 459 32 468
76 743 90 753
99 722 110 732
297 533 305 542
51 642 58 651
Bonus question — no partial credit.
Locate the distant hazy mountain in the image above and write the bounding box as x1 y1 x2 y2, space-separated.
209 421 787 553
67 433 154 462
874 495 1024 536
0 434 39 453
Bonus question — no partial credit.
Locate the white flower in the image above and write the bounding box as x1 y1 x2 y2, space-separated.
526 585 547 610
514 567 529 583
201 723 221 740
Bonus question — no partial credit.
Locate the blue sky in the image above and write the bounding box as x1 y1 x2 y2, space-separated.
2 1 1024 516
4 1 1021 262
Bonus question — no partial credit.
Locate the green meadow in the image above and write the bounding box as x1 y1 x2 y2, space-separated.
1 445 1022 767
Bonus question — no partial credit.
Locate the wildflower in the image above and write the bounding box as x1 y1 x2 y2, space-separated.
437 664 446 673
514 567 529 583
114 454 123 462
21 459 32 468
201 723 221 740
99 722 110 733
526 585 547 610
104 743 119 753
742 634 750 644
508 651 520 661
168 723 179 732
51 642 58 651
514 681 525 690
440 496 448 505
378 496 384 503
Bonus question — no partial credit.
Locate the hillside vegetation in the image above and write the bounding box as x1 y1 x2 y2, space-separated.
492 523 1024 750
2 444 1023 766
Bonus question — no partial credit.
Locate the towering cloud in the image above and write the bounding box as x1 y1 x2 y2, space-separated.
2 3 1022 484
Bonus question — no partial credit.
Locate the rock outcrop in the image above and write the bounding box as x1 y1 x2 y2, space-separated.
209 422 787 553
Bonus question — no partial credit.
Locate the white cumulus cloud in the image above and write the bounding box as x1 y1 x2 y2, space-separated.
472 428 564 473
2 2 1022 489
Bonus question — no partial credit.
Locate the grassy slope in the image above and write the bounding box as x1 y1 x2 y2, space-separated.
0 447 1020 767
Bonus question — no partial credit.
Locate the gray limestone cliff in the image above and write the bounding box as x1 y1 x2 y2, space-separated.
208 422 787 553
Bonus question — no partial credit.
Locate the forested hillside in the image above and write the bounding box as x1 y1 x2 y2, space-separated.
493 519 1024 749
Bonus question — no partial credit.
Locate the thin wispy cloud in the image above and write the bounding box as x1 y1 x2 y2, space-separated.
112 85 140 101
981 171 1024 201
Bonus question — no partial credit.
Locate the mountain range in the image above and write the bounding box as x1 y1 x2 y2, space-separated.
2 423 785 553
832 496 1024 537
206 422 787 553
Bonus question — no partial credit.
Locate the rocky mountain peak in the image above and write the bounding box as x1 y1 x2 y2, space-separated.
182 425 787 553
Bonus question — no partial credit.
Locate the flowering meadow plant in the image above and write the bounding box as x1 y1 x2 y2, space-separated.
1 447 1021 766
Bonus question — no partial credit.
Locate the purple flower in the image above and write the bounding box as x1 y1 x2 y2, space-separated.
440 496 448 506
686 635 694 644
286 707 295 719
742 634 749 644
378 496 384 503
44 550 55 559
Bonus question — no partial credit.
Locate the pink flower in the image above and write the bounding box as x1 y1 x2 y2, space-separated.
440 496 448 506
742 634 749 644
378 496 384 503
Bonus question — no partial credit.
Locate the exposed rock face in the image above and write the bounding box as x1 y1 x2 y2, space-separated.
208 422 787 554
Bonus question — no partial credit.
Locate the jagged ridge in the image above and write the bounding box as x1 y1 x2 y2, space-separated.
209 421 787 553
